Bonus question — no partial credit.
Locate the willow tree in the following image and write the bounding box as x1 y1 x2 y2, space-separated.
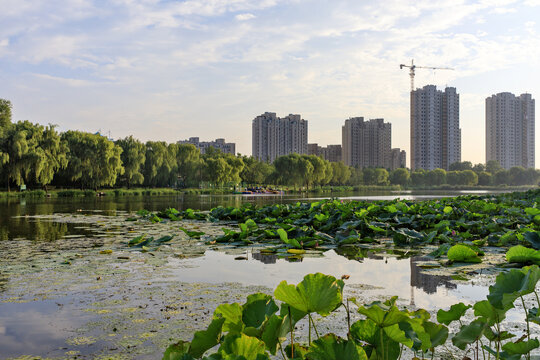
144 141 177 187
116 136 145 188
176 144 200 187
62 131 124 189
33 124 68 189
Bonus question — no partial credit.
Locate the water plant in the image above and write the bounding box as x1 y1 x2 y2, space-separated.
163 266 540 360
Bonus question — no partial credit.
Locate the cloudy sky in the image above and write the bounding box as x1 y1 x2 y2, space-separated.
1 0 539 164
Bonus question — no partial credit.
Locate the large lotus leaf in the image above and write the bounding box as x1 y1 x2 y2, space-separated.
524 231 540 250
189 318 225 358
483 327 515 342
276 228 302 249
505 245 540 265
163 341 191 360
279 303 307 325
482 345 522 360
219 334 267 360
357 304 409 328
488 265 540 310
305 334 368 360
451 319 486 350
274 273 344 316
384 323 413 348
260 315 287 355
436 303 471 325
242 293 278 329
350 319 378 344
473 300 507 326
502 339 540 355
422 321 449 349
398 318 431 352
214 303 244 334
447 244 481 263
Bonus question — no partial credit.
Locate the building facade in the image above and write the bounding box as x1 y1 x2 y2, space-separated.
486 92 535 169
307 143 342 162
410 85 461 170
178 137 236 155
342 117 391 168
390 148 407 170
252 112 308 162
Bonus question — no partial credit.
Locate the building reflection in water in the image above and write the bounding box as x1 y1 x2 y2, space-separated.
409 256 456 306
251 251 304 264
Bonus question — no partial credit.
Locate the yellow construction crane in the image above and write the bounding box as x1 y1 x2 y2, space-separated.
400 59 454 92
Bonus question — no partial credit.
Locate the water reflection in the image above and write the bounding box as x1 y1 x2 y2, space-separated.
410 256 456 295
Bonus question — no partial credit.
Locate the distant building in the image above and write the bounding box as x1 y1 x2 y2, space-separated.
486 92 535 169
307 143 342 162
342 117 391 168
410 85 461 170
178 137 236 155
390 148 406 170
252 112 308 162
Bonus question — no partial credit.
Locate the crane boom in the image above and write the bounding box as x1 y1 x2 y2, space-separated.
399 59 454 91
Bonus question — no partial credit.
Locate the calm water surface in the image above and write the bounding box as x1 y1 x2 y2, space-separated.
0 190 511 359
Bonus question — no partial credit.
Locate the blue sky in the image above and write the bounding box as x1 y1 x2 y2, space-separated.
1 0 539 165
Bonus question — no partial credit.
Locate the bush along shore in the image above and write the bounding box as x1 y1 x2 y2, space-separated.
121 189 540 359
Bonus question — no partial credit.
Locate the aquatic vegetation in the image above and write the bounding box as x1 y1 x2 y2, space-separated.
164 267 540 360
506 245 540 265
135 189 540 268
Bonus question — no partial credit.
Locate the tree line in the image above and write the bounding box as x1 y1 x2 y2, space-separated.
0 99 539 190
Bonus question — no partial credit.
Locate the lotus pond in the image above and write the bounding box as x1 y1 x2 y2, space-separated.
0 189 539 359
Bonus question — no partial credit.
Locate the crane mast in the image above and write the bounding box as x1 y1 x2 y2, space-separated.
399 59 454 92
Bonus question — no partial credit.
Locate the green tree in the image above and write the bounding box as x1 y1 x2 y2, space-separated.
177 144 201 187
494 169 510 185
274 154 313 189
410 169 426 186
462 170 478 186
508 166 527 186
477 171 493 186
362 168 377 185
347 167 363 185
389 168 410 186
116 136 146 188
425 168 446 186
144 141 177 187
240 156 273 185
449 161 472 171
303 155 326 189
374 168 389 185
486 160 502 174
62 131 124 189
472 163 485 173
0 99 12 128
330 162 351 185
33 124 68 189
204 157 231 185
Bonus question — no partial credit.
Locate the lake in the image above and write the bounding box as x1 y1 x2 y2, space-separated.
0 190 518 359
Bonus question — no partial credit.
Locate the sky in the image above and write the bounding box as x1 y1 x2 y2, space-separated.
1 0 540 165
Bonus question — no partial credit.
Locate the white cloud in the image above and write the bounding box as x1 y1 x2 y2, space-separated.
524 0 540 6
235 13 256 21
0 39 8 47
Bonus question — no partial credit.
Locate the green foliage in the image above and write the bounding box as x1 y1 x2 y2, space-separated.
447 244 482 263
505 245 540 265
61 130 124 189
274 273 344 316
164 268 540 360
116 136 146 188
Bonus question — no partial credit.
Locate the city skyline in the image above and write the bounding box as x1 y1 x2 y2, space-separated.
2 1 540 165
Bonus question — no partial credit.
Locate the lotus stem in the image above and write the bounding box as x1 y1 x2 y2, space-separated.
534 290 540 308
520 296 531 360
278 338 286 360
288 306 294 358
308 313 321 339
345 300 351 334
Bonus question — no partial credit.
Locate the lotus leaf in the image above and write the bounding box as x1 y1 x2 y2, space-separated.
214 303 243 334
242 293 278 329
305 334 368 360
501 339 540 355
487 265 540 310
274 273 344 316
524 231 540 250
447 244 481 263
451 319 486 350
188 318 225 358
436 303 471 325
505 245 540 265
219 334 267 360
473 300 507 326
163 341 191 360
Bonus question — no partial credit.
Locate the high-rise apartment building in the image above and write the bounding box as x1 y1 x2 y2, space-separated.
410 85 461 170
486 92 535 169
178 137 236 155
342 117 391 168
252 112 308 162
390 148 407 170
